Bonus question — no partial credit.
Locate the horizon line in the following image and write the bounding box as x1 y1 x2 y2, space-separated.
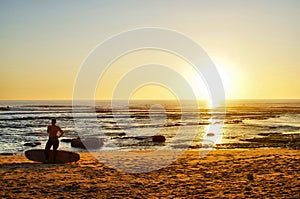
1 98 300 101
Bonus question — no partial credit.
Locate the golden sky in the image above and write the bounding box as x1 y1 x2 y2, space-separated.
0 1 299 100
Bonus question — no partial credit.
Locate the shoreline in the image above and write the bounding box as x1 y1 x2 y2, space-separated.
1 148 300 198
0 144 298 157
1 141 299 156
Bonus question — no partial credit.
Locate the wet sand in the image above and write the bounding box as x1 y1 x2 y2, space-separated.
1 149 300 198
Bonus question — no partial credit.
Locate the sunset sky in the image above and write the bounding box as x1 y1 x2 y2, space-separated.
0 0 299 100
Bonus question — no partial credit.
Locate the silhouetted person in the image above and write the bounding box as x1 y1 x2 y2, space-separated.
44 119 64 162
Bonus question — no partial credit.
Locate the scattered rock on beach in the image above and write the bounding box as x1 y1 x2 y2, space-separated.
257 132 282 136
61 138 73 143
24 142 41 147
247 173 254 181
118 132 126 136
23 143 32 147
0 106 10 111
71 137 104 149
207 132 215 137
0 153 14 156
71 138 85 148
24 143 34 147
225 119 243 124
152 135 166 142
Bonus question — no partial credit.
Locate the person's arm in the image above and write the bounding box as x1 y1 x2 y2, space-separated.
47 126 50 134
58 127 64 138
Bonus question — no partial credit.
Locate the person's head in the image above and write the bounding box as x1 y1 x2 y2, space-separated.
51 118 56 125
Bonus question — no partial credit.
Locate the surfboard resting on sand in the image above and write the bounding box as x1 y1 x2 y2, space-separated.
25 149 80 163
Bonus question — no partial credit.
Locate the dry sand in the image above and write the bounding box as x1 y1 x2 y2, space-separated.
1 149 300 198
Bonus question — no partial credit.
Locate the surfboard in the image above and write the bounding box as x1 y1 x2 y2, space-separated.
25 149 80 163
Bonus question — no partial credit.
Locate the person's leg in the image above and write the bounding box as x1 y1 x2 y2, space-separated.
53 138 59 162
44 139 52 161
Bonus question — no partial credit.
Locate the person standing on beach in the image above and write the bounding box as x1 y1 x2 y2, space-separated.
45 119 64 161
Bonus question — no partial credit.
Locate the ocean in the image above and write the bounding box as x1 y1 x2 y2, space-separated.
0 100 300 154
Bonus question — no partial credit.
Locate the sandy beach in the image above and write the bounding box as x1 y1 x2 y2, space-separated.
1 149 300 198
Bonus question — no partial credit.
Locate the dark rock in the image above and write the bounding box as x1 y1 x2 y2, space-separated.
0 106 10 111
0 153 14 156
152 135 166 142
71 137 104 149
34 141 41 145
61 138 73 143
198 122 210 125
188 145 200 149
71 138 84 148
207 132 215 137
24 142 41 147
118 132 126 136
247 173 254 181
225 119 243 124
258 132 282 136
135 136 150 140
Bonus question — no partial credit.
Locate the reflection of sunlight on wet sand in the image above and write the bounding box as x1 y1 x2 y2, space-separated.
187 61 226 146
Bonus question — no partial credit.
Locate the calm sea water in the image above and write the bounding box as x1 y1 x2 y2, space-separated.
0 100 300 154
